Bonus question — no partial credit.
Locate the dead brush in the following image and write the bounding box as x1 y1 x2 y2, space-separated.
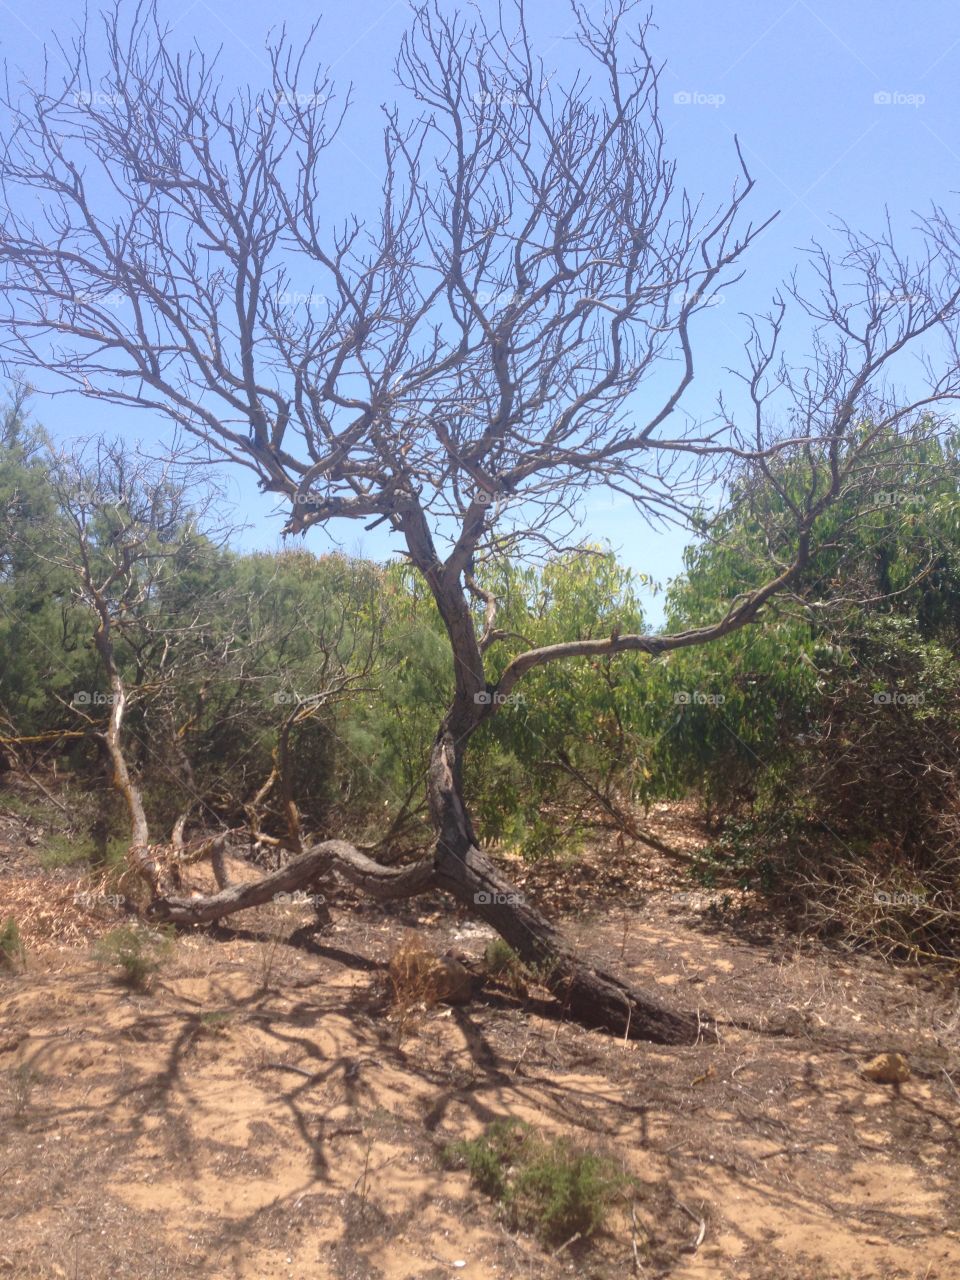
790 854 960 963
0 917 25 972
386 932 471 1042
5 1062 38 1124
255 906 289 992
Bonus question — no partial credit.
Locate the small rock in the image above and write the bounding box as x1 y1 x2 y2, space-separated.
861 1052 910 1084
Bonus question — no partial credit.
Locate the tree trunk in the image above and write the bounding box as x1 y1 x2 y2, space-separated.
426 730 701 1044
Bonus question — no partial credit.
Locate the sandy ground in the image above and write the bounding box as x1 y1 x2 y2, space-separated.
2 808 959 1279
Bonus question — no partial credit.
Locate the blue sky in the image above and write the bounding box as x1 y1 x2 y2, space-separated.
3 0 959 624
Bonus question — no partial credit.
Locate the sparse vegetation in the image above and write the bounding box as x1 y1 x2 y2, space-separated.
196 1010 234 1037
255 914 288 993
94 925 174 991
444 1119 632 1245
4 1063 37 1124
0 0 959 1275
0 917 25 972
483 938 528 996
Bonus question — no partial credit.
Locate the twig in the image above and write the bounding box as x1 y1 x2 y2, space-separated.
942 1068 960 1106
511 1032 531 1077
553 1231 582 1257
261 1060 321 1080
675 1198 706 1252
630 1201 644 1275
20 765 70 815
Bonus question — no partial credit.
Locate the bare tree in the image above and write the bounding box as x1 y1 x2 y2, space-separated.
2 0 960 1041
30 442 238 890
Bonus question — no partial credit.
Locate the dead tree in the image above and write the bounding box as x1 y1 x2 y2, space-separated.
2 1 960 1041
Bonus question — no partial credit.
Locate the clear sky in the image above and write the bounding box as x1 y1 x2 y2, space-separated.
2 0 959 624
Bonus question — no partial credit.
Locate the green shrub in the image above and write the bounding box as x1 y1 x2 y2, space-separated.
94 925 174 990
483 939 521 978
444 1119 630 1245
0 917 25 972
39 831 128 869
513 1138 627 1244
482 939 528 996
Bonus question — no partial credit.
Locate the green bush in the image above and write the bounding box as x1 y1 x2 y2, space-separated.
0 917 25 972
444 1119 630 1245
482 939 529 996
655 425 960 955
483 939 521 977
94 925 174 990
37 826 130 870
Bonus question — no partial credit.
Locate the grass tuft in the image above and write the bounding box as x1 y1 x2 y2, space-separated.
94 925 174 990
0 917 25 972
443 1118 631 1245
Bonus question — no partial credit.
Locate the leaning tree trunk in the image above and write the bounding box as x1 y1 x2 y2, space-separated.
426 729 700 1045
145 551 703 1041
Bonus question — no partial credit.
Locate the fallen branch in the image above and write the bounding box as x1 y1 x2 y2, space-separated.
675 1198 707 1253
147 838 436 924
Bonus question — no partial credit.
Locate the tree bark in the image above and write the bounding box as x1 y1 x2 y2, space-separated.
147 840 436 924
427 729 701 1044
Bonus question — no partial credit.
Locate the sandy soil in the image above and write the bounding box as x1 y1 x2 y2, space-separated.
2 805 959 1279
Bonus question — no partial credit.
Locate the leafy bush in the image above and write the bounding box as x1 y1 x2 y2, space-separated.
444 1119 630 1245
662 425 960 955
483 938 521 977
